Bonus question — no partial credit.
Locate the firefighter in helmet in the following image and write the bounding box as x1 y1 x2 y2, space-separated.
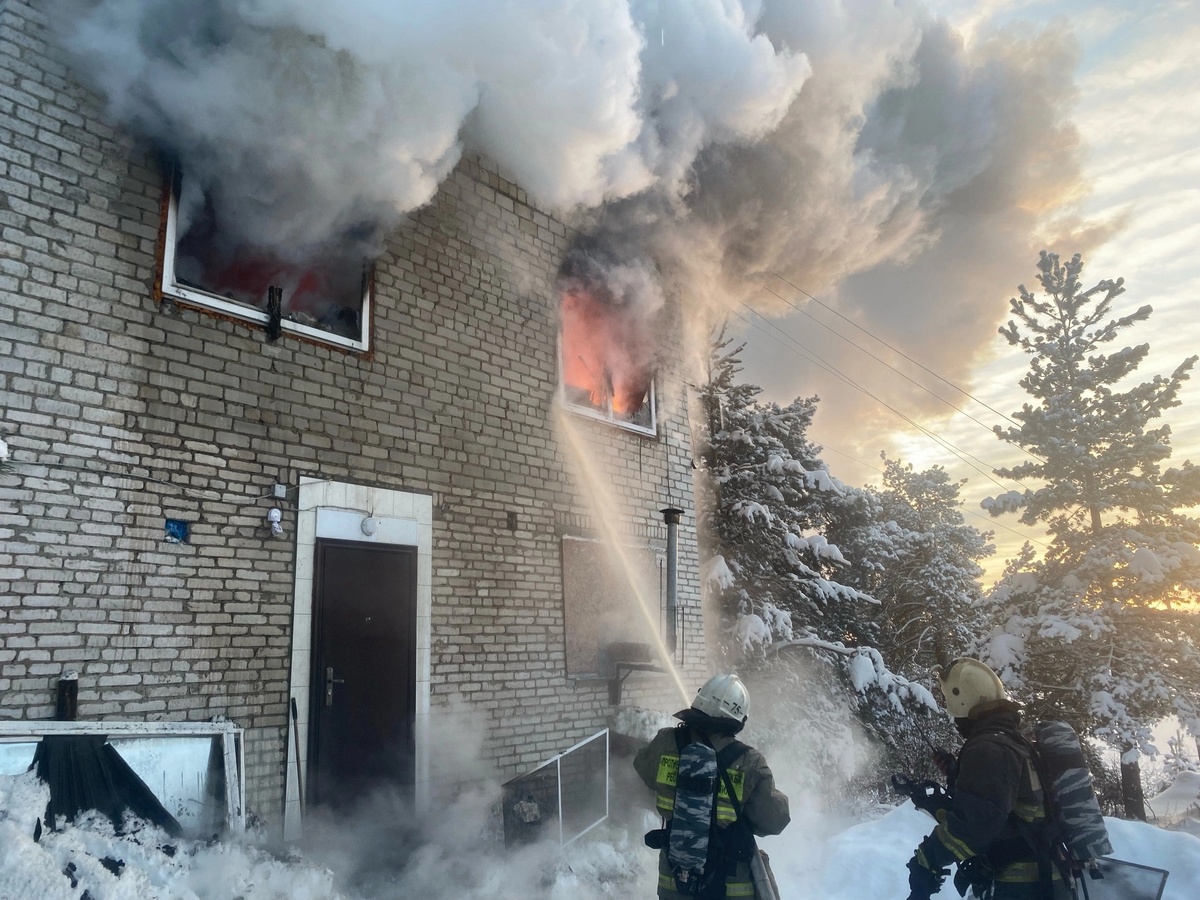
634 674 790 899
906 658 1072 900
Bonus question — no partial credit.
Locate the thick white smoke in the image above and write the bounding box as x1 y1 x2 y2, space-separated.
53 0 808 256
52 0 1099 455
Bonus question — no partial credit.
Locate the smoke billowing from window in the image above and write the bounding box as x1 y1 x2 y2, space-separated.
52 0 807 261
53 0 1098 435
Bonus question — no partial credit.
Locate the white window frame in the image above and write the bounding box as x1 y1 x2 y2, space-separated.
161 182 372 352
557 332 657 436
0 719 246 833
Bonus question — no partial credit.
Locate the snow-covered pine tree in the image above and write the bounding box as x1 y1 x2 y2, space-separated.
823 459 994 781
695 328 936 797
696 328 866 655
982 251 1200 819
834 457 993 677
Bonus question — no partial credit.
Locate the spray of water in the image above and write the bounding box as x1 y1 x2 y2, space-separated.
555 406 690 708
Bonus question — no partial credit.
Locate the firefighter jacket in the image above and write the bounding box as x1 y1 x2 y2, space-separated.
634 723 790 899
913 700 1070 899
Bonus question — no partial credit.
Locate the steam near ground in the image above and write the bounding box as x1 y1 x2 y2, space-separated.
4 762 1200 900
3 704 1199 899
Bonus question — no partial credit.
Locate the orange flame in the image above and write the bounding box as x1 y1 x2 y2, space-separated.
560 289 653 419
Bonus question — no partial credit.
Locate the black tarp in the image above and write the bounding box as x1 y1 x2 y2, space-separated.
31 734 182 837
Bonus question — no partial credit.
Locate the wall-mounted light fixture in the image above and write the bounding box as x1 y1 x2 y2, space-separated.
361 515 379 537
266 507 284 537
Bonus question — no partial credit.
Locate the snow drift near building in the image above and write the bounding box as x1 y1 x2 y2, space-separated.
6 766 1200 900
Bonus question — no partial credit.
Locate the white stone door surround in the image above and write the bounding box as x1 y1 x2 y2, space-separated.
283 478 432 840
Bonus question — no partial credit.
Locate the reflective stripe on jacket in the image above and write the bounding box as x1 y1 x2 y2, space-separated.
654 751 746 824
634 725 790 900
920 703 1054 887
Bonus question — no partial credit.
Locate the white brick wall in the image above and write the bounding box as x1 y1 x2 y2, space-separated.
0 0 707 823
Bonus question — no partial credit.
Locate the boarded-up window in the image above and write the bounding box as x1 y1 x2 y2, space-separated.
562 536 663 676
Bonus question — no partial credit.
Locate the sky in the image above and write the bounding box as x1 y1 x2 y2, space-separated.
736 0 1200 582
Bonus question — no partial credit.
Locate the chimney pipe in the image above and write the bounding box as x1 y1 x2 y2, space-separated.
661 507 683 655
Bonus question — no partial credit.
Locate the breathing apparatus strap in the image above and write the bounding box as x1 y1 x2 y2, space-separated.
701 735 754 858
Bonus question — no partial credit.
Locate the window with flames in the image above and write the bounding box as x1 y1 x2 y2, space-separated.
559 289 656 435
160 174 372 351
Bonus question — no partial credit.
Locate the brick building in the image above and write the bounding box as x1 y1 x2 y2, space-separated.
0 0 707 833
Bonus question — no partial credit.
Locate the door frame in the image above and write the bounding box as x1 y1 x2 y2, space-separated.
284 479 433 840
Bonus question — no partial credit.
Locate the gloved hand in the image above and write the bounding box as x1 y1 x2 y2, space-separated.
912 780 950 817
954 855 994 897
891 774 951 817
906 854 948 900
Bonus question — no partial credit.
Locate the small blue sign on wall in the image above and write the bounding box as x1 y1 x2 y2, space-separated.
164 519 190 543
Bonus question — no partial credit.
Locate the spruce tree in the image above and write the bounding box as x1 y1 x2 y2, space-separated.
983 251 1200 819
834 457 993 677
695 328 938 798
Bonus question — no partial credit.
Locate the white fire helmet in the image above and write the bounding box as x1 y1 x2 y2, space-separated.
937 658 1007 718
692 674 750 723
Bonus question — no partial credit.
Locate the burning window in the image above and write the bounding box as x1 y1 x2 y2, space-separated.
558 260 658 435
161 175 372 351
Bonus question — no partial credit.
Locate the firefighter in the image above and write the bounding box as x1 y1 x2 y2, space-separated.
906 658 1072 900
634 674 790 899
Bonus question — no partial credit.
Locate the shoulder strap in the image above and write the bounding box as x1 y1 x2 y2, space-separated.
717 739 750 770
1005 730 1076 898
674 722 690 753
711 739 758 867
699 736 750 819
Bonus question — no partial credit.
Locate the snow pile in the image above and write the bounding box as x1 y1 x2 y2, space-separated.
981 490 1027 514
1130 546 1166 582
701 554 736 591
734 613 772 652
776 802 1200 900
6 764 1200 900
1148 772 1200 826
0 771 654 900
0 771 344 900
846 649 939 713
785 531 847 564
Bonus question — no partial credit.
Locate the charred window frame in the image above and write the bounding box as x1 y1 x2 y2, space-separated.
160 173 373 352
558 295 657 437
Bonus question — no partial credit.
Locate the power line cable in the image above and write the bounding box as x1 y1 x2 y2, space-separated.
766 271 1030 432
703 327 1052 551
729 300 1022 493
756 282 1044 466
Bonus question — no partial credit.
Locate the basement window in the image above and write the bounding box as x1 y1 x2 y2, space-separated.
161 176 372 351
559 290 657 435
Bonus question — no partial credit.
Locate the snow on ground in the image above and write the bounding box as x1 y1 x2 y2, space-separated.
4 768 1200 899
1147 771 1200 825
783 802 1200 899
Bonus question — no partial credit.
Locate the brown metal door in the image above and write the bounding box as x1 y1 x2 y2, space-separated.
309 539 417 808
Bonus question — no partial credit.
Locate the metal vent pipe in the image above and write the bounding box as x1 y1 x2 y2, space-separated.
661 507 683 655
